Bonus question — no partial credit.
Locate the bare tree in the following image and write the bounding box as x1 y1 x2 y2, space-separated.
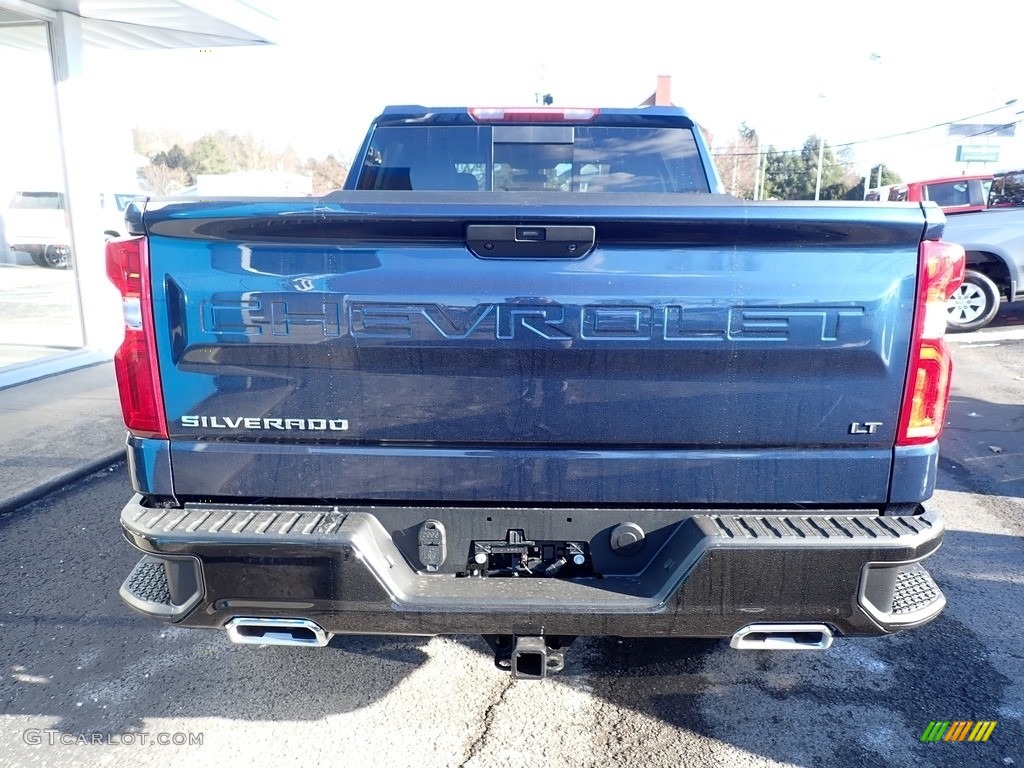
711 124 759 199
304 155 349 195
137 127 351 195
138 163 190 195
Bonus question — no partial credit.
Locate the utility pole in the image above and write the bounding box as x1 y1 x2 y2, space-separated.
730 146 738 196
814 93 827 201
753 138 762 200
875 163 884 190
814 135 825 201
534 63 551 106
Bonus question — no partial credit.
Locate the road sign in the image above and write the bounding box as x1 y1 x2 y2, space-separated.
948 123 1016 138
956 145 1000 163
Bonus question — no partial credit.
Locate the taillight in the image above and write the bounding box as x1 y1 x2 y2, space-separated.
105 237 167 439
896 239 965 446
468 107 600 123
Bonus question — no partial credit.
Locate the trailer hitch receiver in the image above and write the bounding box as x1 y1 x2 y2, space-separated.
483 634 576 679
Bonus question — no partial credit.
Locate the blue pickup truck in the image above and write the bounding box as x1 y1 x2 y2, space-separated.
110 106 963 678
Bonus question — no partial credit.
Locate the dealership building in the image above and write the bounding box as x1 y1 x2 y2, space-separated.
0 1 276 387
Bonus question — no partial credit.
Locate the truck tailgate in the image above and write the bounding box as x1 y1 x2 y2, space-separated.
141 196 926 505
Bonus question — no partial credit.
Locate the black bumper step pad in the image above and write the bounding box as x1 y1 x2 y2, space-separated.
892 563 944 616
119 554 203 620
123 501 940 550
123 557 171 606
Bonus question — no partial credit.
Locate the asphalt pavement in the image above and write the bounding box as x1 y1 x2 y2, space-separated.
0 307 1021 767
0 362 124 515
2 462 1021 768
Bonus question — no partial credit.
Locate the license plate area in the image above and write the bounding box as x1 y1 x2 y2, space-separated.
463 529 594 578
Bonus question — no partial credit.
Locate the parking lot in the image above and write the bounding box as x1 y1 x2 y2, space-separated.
3 8 1024 766
0 309 1021 768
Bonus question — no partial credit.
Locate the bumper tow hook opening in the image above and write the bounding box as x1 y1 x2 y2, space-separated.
225 618 332 648
730 623 834 651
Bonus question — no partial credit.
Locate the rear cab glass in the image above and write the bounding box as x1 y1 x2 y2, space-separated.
9 191 64 209
923 181 969 207
989 170 1024 207
356 124 710 193
114 194 136 211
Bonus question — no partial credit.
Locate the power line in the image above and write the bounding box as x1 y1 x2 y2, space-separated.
711 100 1019 158
860 117 1024 160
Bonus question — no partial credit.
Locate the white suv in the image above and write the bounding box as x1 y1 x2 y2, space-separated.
4 190 139 269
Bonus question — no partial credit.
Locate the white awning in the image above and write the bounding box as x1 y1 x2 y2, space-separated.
0 0 276 49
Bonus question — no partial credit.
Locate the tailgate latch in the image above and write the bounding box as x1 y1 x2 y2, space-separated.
466 224 596 259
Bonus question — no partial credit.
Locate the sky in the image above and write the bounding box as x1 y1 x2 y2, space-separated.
5 0 1024 191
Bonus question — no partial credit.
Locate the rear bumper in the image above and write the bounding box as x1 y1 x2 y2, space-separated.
119 496 946 638
9 239 68 250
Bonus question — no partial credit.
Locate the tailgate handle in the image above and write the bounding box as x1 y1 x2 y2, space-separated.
467 225 595 260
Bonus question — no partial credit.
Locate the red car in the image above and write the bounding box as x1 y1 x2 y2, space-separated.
885 175 993 214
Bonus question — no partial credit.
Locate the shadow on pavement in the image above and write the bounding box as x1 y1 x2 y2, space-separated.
950 301 1024 334
0 470 430 737
941 393 1024 500
987 302 1024 329
548 527 1023 767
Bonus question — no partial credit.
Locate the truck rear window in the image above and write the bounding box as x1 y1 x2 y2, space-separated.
356 125 709 193
924 181 970 207
989 170 1024 207
9 191 65 210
